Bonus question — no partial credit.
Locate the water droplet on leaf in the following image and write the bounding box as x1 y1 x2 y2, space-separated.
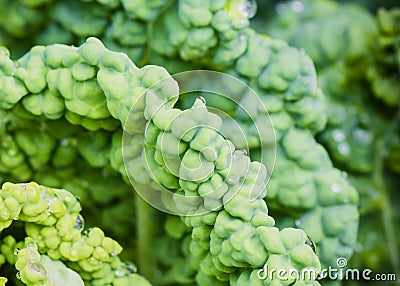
227 175 239 185
14 248 20 256
353 129 373 145
124 262 137 274
331 183 341 193
337 143 351 155
196 96 206 104
0 211 9 219
332 129 345 142
82 229 91 236
27 243 36 250
115 267 125 277
74 214 84 231
291 0 304 12
232 149 247 160
305 236 316 253
30 262 46 275
153 269 162 278
276 2 286 14
238 0 257 19
74 195 81 203
70 249 77 257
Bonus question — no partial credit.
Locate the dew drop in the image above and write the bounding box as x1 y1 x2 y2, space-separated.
27 242 36 250
74 214 84 231
0 47 9 56
305 236 316 253
60 139 69 146
153 269 162 278
70 249 77 257
115 267 125 277
30 262 46 275
337 143 351 156
276 2 286 14
331 183 341 193
16 271 21 280
332 129 346 142
227 175 239 185
295 219 301 227
82 229 91 237
14 248 20 256
291 0 304 13
0 211 9 219
353 129 373 145
43 193 57 210
238 0 257 19
233 149 247 160
196 96 206 104
124 262 137 274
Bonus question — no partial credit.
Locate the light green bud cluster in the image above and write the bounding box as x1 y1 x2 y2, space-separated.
0 182 152 285
0 182 81 232
15 237 84 286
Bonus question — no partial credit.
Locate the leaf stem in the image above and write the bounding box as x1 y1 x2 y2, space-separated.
135 192 159 281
